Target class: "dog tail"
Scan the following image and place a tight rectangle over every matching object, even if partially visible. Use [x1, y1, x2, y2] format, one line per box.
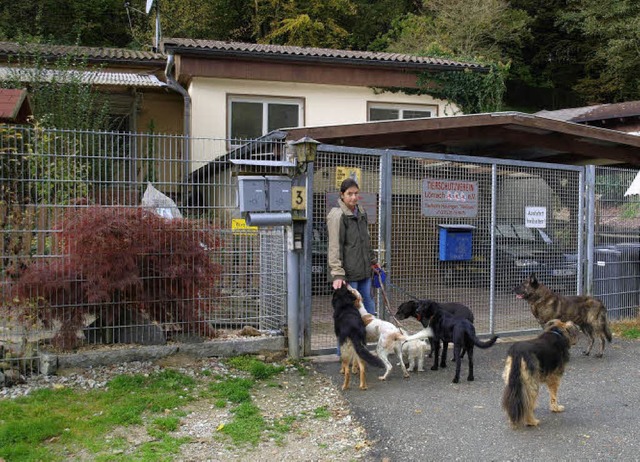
[473, 334, 498, 349]
[501, 354, 536, 426]
[350, 336, 385, 369]
[403, 327, 434, 342]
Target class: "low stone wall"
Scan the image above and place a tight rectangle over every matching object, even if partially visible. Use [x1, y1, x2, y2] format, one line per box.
[39, 335, 286, 375]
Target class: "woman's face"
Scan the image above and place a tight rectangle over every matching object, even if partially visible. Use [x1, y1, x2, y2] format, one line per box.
[341, 185, 360, 209]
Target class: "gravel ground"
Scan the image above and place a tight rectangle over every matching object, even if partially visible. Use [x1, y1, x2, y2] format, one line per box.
[0, 353, 371, 461]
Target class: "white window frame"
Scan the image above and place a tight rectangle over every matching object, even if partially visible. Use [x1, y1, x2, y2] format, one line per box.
[367, 102, 438, 121]
[227, 95, 304, 143]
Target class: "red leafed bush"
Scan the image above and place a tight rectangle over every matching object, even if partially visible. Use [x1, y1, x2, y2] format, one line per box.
[9, 206, 222, 350]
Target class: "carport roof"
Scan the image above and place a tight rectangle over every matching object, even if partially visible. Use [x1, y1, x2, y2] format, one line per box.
[284, 111, 640, 167]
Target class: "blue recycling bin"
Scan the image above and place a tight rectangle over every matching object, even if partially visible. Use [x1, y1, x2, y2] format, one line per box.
[438, 224, 475, 261]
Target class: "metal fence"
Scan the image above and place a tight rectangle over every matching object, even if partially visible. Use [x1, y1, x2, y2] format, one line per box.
[0, 125, 288, 373]
[309, 145, 585, 353]
[587, 166, 640, 320]
[2, 125, 639, 370]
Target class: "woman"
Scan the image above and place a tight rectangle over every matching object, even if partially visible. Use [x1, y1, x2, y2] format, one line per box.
[327, 178, 379, 315]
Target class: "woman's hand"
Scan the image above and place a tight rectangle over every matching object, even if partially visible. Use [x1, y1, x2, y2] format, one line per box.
[332, 279, 345, 290]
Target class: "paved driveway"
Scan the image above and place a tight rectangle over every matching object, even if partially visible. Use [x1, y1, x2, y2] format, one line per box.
[313, 336, 640, 461]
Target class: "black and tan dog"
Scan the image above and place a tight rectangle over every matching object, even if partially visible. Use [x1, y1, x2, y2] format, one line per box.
[415, 301, 498, 383]
[397, 299, 475, 359]
[502, 319, 580, 428]
[514, 273, 612, 357]
[332, 285, 385, 390]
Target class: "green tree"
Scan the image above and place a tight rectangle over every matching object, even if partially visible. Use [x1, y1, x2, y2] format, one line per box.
[380, 0, 531, 63]
[506, 0, 592, 110]
[253, 0, 357, 48]
[136, 0, 254, 44]
[348, 0, 419, 51]
[559, 0, 640, 103]
[0, 0, 132, 47]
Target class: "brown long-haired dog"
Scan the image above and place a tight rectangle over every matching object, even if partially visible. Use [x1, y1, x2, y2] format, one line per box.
[514, 273, 612, 357]
[502, 319, 580, 428]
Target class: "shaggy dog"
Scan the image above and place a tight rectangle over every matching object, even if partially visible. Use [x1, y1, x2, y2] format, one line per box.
[401, 338, 429, 372]
[332, 285, 385, 390]
[346, 285, 432, 381]
[502, 319, 580, 428]
[396, 299, 474, 359]
[415, 301, 498, 383]
[514, 273, 612, 357]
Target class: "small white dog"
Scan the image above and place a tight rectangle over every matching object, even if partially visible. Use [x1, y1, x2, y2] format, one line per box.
[346, 285, 432, 380]
[401, 338, 429, 372]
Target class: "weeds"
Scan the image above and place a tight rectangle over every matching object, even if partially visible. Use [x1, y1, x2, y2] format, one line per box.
[0, 355, 300, 459]
[611, 318, 640, 339]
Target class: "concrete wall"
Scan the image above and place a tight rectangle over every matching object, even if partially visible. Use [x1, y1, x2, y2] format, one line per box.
[188, 77, 458, 165]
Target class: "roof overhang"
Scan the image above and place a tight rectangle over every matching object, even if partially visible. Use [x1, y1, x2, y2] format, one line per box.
[284, 112, 640, 166]
[0, 66, 166, 88]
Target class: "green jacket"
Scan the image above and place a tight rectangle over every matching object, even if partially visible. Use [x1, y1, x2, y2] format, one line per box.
[326, 199, 376, 282]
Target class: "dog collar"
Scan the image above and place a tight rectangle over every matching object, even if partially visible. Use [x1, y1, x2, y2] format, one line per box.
[549, 328, 564, 338]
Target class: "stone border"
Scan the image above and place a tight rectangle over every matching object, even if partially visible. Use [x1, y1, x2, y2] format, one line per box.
[39, 336, 286, 375]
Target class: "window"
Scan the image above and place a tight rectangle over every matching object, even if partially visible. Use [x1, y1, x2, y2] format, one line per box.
[228, 96, 304, 141]
[368, 103, 437, 121]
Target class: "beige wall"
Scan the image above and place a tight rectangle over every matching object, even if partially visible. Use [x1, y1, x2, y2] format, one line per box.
[188, 77, 459, 165]
[137, 91, 184, 135]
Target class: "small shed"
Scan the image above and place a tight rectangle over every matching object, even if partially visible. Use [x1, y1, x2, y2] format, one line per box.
[0, 88, 32, 123]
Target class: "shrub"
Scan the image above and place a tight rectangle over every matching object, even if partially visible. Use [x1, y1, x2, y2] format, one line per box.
[8, 206, 223, 350]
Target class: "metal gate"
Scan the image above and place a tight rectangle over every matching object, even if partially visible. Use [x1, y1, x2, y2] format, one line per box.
[586, 165, 640, 321]
[308, 146, 584, 355]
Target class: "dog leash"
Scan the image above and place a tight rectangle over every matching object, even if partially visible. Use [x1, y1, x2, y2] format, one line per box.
[373, 267, 403, 326]
[384, 278, 420, 301]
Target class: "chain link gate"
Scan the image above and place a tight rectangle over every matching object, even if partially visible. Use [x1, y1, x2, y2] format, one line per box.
[308, 146, 584, 355]
[586, 165, 640, 321]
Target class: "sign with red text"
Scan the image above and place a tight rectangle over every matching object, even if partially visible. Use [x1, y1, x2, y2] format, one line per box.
[421, 179, 478, 217]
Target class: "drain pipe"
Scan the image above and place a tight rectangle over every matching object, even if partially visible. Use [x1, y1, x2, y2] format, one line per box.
[164, 53, 191, 183]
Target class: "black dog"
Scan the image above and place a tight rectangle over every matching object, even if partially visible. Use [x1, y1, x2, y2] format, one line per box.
[415, 301, 498, 383]
[396, 299, 475, 359]
[332, 285, 385, 390]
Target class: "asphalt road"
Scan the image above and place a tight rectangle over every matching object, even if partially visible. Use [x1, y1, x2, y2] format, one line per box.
[313, 335, 640, 461]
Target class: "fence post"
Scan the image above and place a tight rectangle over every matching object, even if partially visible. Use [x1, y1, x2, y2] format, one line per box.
[584, 165, 596, 296]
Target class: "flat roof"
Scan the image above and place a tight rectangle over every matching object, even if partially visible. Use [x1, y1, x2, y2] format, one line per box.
[284, 112, 640, 166]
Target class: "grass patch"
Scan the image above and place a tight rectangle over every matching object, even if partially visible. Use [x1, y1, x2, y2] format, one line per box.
[0, 369, 197, 461]
[0, 355, 300, 458]
[209, 377, 254, 403]
[611, 318, 640, 339]
[313, 406, 331, 419]
[225, 355, 285, 380]
[219, 402, 266, 445]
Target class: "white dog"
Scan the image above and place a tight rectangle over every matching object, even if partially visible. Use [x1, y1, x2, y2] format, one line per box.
[346, 285, 432, 380]
[401, 338, 429, 372]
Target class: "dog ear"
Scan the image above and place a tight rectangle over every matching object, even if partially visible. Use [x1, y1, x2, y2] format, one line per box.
[529, 273, 538, 286]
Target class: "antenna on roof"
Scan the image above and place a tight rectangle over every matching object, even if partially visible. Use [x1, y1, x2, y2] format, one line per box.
[145, 0, 161, 52]
[124, 1, 161, 52]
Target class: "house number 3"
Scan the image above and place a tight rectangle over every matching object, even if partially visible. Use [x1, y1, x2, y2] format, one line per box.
[291, 186, 306, 210]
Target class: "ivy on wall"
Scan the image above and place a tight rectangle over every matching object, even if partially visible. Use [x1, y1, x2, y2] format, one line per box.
[375, 61, 509, 115]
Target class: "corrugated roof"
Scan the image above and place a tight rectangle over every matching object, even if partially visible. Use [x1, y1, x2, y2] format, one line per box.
[161, 38, 486, 71]
[0, 41, 164, 64]
[0, 66, 166, 88]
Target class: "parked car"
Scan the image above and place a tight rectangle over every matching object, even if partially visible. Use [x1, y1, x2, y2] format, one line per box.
[446, 223, 578, 289]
